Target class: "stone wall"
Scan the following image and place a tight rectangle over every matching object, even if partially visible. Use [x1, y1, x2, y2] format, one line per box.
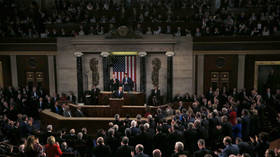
[56, 38, 77, 95]
[173, 37, 193, 96]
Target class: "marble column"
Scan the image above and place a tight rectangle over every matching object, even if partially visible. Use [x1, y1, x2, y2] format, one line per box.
[74, 52, 84, 103]
[139, 52, 147, 93]
[237, 54, 246, 90]
[10, 55, 18, 88]
[48, 55, 56, 96]
[101, 52, 110, 91]
[197, 54, 204, 95]
[166, 51, 174, 103]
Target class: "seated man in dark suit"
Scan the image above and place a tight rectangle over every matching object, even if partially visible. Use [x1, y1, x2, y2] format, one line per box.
[73, 106, 85, 117]
[122, 73, 133, 91]
[51, 101, 62, 115]
[113, 86, 124, 98]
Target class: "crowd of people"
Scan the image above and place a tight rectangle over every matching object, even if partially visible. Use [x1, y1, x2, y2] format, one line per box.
[0, 84, 280, 156]
[1, 0, 280, 38]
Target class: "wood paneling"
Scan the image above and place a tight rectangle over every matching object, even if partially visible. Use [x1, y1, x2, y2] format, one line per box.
[17, 55, 49, 91]
[0, 56, 12, 87]
[245, 54, 280, 91]
[204, 55, 238, 92]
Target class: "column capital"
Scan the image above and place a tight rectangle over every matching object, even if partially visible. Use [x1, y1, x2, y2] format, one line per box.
[74, 52, 84, 57]
[138, 51, 147, 57]
[165, 51, 175, 57]
[100, 52, 110, 57]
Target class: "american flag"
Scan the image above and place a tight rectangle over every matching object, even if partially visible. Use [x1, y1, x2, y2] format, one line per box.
[113, 56, 136, 89]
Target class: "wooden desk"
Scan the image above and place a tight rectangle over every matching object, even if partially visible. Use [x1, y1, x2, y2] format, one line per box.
[98, 91, 145, 105]
[40, 109, 148, 137]
[69, 103, 158, 117]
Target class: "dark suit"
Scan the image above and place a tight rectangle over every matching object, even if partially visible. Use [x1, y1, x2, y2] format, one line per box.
[73, 109, 85, 117]
[110, 78, 120, 91]
[134, 152, 149, 157]
[67, 95, 76, 104]
[93, 145, 112, 157]
[151, 89, 161, 106]
[37, 101, 47, 110]
[113, 90, 124, 98]
[122, 77, 133, 91]
[134, 132, 153, 155]
[193, 148, 213, 157]
[219, 144, 239, 157]
[238, 141, 253, 156]
[51, 105, 62, 115]
[171, 151, 189, 157]
[116, 145, 132, 157]
[91, 88, 100, 104]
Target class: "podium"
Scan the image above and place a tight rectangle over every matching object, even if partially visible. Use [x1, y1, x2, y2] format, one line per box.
[98, 91, 145, 105]
[109, 98, 124, 114]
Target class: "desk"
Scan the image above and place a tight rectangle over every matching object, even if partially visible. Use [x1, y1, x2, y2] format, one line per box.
[98, 91, 145, 105]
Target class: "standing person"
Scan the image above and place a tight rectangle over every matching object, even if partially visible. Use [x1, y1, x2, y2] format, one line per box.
[122, 73, 133, 91]
[45, 136, 63, 157]
[24, 135, 44, 157]
[110, 74, 120, 91]
[194, 139, 213, 157]
[133, 144, 149, 157]
[115, 136, 132, 157]
[113, 86, 124, 98]
[67, 91, 76, 104]
[91, 85, 100, 104]
[171, 142, 189, 157]
[151, 86, 161, 106]
[216, 136, 239, 157]
[93, 137, 112, 157]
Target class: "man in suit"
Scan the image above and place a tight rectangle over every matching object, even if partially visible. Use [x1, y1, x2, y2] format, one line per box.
[216, 136, 239, 157]
[122, 73, 133, 91]
[109, 74, 120, 91]
[67, 91, 76, 104]
[37, 97, 46, 111]
[93, 137, 112, 157]
[193, 139, 213, 157]
[31, 86, 39, 100]
[51, 101, 62, 115]
[235, 137, 253, 156]
[171, 141, 189, 157]
[151, 86, 161, 106]
[263, 88, 274, 106]
[152, 149, 162, 157]
[62, 104, 72, 117]
[113, 86, 124, 98]
[133, 144, 149, 157]
[91, 85, 100, 104]
[73, 106, 85, 117]
[116, 136, 133, 157]
[206, 87, 214, 101]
